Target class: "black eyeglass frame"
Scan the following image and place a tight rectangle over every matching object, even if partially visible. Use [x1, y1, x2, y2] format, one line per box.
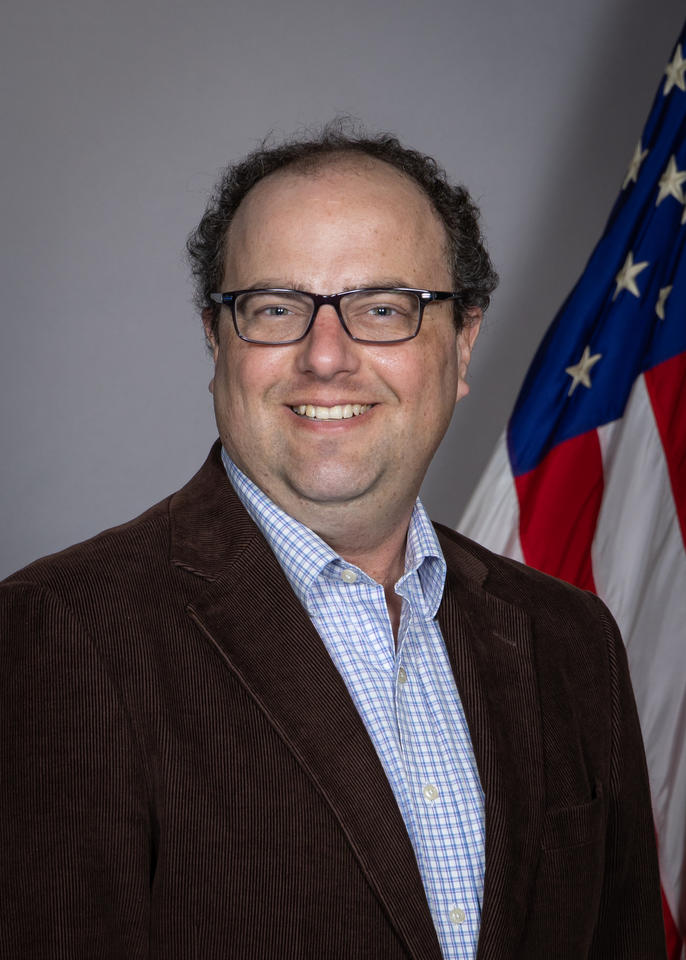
[208, 287, 464, 345]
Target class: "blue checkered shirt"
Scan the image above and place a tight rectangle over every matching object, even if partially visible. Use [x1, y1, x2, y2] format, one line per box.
[222, 450, 485, 958]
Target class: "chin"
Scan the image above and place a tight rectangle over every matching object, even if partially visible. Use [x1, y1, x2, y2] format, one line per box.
[293, 483, 369, 506]
[288, 468, 378, 506]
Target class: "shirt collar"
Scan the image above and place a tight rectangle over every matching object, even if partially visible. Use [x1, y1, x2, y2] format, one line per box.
[221, 448, 446, 618]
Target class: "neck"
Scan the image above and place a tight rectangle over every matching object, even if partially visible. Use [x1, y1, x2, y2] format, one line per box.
[305, 499, 414, 644]
[298, 491, 412, 575]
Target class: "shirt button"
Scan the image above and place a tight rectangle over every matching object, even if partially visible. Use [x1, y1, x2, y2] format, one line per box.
[449, 906, 466, 926]
[397, 667, 408, 685]
[341, 568, 358, 583]
[422, 783, 439, 802]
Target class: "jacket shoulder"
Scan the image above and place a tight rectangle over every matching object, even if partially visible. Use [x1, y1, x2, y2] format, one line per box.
[2, 495, 173, 595]
[434, 521, 609, 623]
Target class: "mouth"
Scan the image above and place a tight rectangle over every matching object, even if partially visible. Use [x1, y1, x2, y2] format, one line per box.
[290, 403, 374, 421]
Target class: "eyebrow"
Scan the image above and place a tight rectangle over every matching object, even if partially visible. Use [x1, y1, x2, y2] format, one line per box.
[234, 278, 417, 293]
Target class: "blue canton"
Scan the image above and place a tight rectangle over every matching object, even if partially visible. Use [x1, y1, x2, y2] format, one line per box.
[507, 26, 686, 477]
[222, 449, 485, 959]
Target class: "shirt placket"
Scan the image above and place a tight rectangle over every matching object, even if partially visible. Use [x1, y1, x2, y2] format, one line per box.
[394, 600, 479, 957]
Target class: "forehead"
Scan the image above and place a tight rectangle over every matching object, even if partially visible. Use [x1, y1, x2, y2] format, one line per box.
[223, 157, 451, 287]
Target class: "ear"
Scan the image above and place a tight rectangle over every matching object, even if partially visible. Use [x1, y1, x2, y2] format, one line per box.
[202, 308, 219, 360]
[455, 308, 482, 403]
[202, 308, 219, 395]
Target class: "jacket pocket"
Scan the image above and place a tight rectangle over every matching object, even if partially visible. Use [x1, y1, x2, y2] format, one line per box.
[541, 786, 604, 851]
[520, 787, 606, 956]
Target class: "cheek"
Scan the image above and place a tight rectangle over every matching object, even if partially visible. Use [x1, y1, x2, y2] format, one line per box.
[422, 350, 460, 420]
[408, 340, 458, 391]
[216, 349, 293, 442]
[216, 345, 260, 405]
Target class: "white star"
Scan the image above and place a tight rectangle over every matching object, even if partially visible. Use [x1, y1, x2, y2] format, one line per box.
[664, 44, 686, 95]
[623, 139, 648, 189]
[682, 202, 686, 225]
[656, 155, 686, 206]
[655, 285, 673, 320]
[566, 346, 603, 397]
[613, 251, 650, 300]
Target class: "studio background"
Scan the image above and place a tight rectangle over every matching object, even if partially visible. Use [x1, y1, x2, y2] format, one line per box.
[1, 0, 683, 578]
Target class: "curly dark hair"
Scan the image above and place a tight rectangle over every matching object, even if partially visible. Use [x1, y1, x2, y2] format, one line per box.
[187, 120, 498, 339]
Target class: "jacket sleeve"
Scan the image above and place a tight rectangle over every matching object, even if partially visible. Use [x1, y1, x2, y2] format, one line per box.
[0, 581, 152, 960]
[588, 594, 667, 958]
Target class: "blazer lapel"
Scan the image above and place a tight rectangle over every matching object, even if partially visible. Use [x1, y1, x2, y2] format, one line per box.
[170, 445, 443, 960]
[437, 532, 545, 960]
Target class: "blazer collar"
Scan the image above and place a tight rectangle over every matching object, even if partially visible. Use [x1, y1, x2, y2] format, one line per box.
[169, 441, 258, 579]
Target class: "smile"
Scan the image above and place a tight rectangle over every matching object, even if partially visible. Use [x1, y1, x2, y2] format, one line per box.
[291, 403, 373, 421]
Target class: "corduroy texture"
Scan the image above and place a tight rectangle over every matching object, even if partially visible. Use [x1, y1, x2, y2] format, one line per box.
[1, 442, 665, 959]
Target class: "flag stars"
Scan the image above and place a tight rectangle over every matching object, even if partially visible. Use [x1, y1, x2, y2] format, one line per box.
[613, 251, 650, 300]
[664, 44, 686, 95]
[565, 346, 602, 397]
[656, 155, 686, 206]
[623, 140, 648, 189]
[655, 286, 672, 320]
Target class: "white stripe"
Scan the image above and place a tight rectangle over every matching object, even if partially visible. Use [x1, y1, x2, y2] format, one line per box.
[594, 374, 686, 934]
[458, 431, 524, 561]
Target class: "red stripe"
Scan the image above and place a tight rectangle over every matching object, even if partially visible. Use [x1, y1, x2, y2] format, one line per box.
[514, 430, 603, 591]
[661, 885, 683, 960]
[644, 351, 686, 551]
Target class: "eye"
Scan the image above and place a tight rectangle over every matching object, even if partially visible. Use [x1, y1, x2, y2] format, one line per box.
[347, 291, 416, 320]
[237, 292, 311, 322]
[367, 304, 398, 317]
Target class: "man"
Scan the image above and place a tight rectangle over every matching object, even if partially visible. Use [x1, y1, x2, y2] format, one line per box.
[1, 126, 666, 959]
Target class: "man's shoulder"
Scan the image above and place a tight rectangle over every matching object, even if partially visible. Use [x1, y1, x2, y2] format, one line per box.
[434, 520, 609, 624]
[434, 519, 566, 589]
[1, 493, 174, 599]
[433, 522, 623, 720]
[0, 444, 261, 694]
[1, 442, 245, 605]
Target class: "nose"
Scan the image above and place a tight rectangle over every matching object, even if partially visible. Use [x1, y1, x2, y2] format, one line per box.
[294, 304, 361, 379]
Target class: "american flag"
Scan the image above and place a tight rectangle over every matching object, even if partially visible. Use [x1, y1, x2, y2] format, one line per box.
[460, 23, 686, 958]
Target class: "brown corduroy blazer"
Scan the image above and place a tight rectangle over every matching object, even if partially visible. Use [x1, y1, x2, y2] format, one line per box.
[1, 443, 666, 959]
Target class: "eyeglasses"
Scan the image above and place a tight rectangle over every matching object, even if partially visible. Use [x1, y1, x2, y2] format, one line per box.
[209, 287, 463, 344]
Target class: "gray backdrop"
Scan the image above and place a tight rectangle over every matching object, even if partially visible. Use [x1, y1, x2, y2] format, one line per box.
[2, 0, 684, 578]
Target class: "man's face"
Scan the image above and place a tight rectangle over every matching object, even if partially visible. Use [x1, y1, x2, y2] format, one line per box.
[205, 158, 480, 525]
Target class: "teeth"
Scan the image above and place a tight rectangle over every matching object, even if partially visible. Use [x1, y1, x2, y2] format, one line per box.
[292, 403, 371, 420]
